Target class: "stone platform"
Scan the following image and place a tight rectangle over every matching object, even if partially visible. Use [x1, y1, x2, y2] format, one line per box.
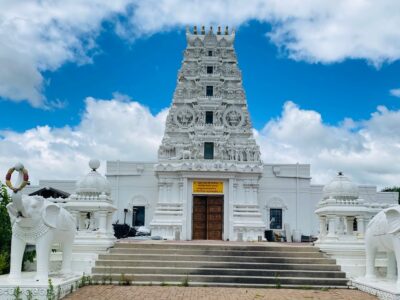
[0, 272, 82, 300]
[352, 278, 400, 300]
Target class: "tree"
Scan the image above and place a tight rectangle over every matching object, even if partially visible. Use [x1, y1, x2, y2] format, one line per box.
[0, 182, 12, 274]
[381, 186, 400, 204]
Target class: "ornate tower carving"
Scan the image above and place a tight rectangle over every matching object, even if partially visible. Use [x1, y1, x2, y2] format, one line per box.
[158, 26, 261, 166]
[151, 26, 265, 241]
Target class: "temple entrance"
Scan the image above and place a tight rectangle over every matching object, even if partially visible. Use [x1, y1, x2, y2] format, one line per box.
[192, 196, 223, 240]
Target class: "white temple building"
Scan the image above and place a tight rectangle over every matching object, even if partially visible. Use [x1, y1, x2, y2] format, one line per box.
[23, 26, 398, 242]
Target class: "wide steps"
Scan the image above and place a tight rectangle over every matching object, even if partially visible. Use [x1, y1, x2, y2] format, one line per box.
[112, 243, 320, 252]
[92, 266, 346, 278]
[92, 242, 348, 288]
[99, 253, 336, 264]
[95, 260, 341, 271]
[109, 248, 324, 258]
[90, 274, 348, 287]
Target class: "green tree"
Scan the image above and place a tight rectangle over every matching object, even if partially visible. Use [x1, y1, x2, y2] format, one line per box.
[0, 182, 12, 274]
[381, 186, 400, 204]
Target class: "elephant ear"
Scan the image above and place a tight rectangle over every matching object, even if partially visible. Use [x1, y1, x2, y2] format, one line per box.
[385, 207, 400, 234]
[42, 204, 60, 229]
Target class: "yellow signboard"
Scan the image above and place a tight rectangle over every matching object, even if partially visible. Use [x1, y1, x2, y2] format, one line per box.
[193, 181, 224, 194]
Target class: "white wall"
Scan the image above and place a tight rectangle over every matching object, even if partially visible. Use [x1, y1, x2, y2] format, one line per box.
[106, 161, 158, 227]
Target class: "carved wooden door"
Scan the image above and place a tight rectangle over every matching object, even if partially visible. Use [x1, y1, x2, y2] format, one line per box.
[192, 196, 223, 240]
[192, 196, 207, 239]
[206, 197, 223, 240]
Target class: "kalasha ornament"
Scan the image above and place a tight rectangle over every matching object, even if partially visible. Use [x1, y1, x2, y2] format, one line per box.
[5, 163, 29, 193]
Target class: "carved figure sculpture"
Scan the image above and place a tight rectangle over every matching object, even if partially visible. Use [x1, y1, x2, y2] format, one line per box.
[7, 194, 76, 281]
[365, 206, 400, 285]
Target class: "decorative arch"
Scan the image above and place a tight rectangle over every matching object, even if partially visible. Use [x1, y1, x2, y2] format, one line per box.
[266, 196, 288, 210]
[128, 195, 150, 208]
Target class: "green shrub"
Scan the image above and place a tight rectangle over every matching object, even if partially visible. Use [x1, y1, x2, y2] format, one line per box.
[0, 183, 11, 274]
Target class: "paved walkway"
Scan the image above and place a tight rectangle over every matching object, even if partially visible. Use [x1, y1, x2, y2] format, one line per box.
[64, 286, 377, 300]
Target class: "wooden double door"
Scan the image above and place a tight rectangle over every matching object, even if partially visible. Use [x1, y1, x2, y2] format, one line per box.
[192, 196, 223, 240]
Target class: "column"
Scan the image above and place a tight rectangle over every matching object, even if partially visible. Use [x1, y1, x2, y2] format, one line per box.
[106, 212, 114, 236]
[165, 182, 172, 203]
[319, 216, 327, 238]
[70, 210, 79, 230]
[158, 182, 166, 203]
[79, 212, 87, 231]
[346, 216, 354, 235]
[357, 216, 365, 237]
[327, 215, 337, 238]
[178, 179, 184, 203]
[98, 211, 108, 234]
[337, 216, 345, 236]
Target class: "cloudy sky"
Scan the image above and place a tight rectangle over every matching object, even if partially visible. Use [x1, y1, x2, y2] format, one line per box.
[1, 0, 400, 188]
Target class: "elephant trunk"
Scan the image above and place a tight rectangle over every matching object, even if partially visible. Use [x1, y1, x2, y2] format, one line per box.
[11, 193, 28, 218]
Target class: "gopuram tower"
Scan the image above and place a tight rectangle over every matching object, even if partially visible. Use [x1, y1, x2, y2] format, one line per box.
[150, 26, 265, 241]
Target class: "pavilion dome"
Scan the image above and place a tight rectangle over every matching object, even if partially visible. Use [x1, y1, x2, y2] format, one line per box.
[322, 172, 359, 200]
[76, 159, 111, 195]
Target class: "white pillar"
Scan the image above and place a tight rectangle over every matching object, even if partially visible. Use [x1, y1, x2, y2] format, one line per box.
[327, 215, 337, 238]
[357, 216, 365, 237]
[70, 210, 79, 230]
[159, 183, 165, 203]
[106, 212, 113, 235]
[98, 211, 108, 233]
[165, 182, 172, 203]
[337, 216, 345, 236]
[346, 216, 354, 235]
[79, 212, 87, 230]
[319, 216, 327, 238]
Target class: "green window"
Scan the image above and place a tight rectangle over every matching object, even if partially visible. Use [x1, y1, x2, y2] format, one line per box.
[206, 86, 213, 97]
[204, 142, 214, 159]
[205, 111, 213, 124]
[270, 208, 282, 229]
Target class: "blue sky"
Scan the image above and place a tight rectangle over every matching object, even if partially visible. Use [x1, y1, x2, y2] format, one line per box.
[2, 21, 400, 132]
[1, 1, 400, 186]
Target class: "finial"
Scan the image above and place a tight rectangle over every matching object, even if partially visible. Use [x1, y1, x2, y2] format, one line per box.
[225, 26, 229, 35]
[217, 26, 221, 35]
[201, 26, 205, 34]
[14, 162, 24, 171]
[193, 25, 197, 34]
[89, 159, 100, 171]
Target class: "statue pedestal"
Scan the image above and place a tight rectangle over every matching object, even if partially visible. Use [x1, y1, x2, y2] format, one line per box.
[352, 277, 400, 300]
[0, 272, 81, 300]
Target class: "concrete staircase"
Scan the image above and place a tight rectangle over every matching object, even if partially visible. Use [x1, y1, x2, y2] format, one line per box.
[91, 242, 349, 288]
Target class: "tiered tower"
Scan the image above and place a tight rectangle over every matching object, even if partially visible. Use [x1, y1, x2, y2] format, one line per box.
[158, 25, 261, 164]
[151, 26, 265, 241]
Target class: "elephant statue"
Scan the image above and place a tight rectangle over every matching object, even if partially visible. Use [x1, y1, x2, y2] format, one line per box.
[6, 193, 76, 281]
[365, 206, 400, 285]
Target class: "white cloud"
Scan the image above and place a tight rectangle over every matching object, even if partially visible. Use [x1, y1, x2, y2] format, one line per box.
[0, 94, 167, 184]
[255, 101, 400, 187]
[1, 96, 400, 189]
[2, 1, 400, 106]
[390, 88, 400, 98]
[0, 0, 130, 107]
[129, 0, 400, 66]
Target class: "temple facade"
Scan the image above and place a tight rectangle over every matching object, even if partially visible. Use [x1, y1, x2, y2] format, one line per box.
[23, 27, 398, 242]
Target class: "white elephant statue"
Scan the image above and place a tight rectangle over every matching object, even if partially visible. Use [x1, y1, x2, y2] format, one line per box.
[365, 206, 400, 285]
[6, 193, 76, 281]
